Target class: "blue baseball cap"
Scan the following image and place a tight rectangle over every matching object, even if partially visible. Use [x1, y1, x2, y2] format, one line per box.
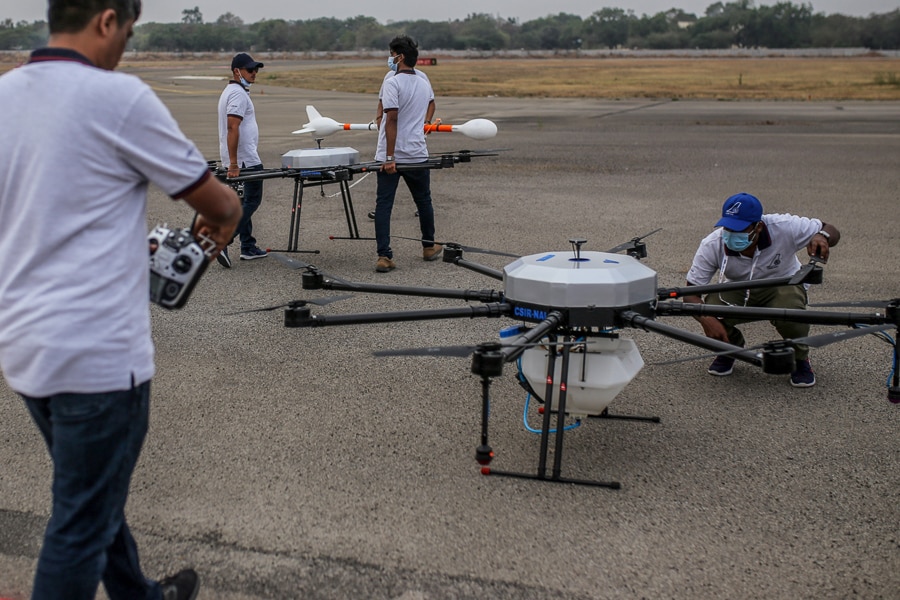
[716, 193, 763, 230]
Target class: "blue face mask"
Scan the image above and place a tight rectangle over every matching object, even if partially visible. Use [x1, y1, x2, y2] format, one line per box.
[722, 227, 757, 252]
[239, 75, 252, 89]
[388, 55, 399, 72]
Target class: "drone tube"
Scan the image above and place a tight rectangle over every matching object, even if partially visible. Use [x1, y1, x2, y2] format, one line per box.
[312, 278, 502, 302]
[297, 303, 511, 327]
[658, 276, 798, 300]
[449, 258, 504, 281]
[500, 311, 564, 362]
[621, 310, 762, 366]
[657, 302, 894, 327]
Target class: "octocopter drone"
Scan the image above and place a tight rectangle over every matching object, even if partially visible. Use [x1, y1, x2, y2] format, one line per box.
[233, 233, 899, 488]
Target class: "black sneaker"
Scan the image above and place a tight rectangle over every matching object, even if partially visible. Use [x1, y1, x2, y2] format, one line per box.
[707, 355, 735, 376]
[790, 359, 816, 387]
[240, 246, 268, 260]
[160, 568, 200, 600]
[216, 246, 231, 268]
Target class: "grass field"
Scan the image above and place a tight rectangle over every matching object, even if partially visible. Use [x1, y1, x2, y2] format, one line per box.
[2, 54, 899, 100]
[262, 57, 900, 101]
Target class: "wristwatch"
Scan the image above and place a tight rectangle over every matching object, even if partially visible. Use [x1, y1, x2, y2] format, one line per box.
[385, 155, 394, 162]
[817, 230, 830, 240]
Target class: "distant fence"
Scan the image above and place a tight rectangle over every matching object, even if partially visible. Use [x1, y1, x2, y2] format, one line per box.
[261, 48, 900, 60]
[5, 48, 897, 65]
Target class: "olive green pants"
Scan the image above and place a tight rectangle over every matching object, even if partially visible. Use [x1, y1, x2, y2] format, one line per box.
[704, 284, 810, 361]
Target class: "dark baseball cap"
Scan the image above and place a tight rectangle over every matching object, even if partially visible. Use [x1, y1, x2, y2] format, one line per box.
[231, 53, 264, 70]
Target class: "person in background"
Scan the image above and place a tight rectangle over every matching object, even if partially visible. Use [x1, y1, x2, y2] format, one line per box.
[367, 60, 435, 220]
[373, 35, 442, 273]
[0, 1, 241, 598]
[217, 51, 268, 266]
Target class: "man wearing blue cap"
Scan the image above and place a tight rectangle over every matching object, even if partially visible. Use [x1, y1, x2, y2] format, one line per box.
[683, 193, 840, 387]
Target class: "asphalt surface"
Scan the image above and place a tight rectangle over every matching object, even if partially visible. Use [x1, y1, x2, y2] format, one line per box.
[1, 62, 899, 599]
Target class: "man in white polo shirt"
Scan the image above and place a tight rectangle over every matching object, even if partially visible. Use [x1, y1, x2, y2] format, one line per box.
[0, 1, 240, 598]
[683, 192, 840, 387]
[217, 52, 268, 266]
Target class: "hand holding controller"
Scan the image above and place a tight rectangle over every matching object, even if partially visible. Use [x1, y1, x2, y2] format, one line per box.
[148, 224, 215, 309]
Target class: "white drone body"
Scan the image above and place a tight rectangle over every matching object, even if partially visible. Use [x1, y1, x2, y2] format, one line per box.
[503, 251, 658, 416]
[503, 250, 658, 326]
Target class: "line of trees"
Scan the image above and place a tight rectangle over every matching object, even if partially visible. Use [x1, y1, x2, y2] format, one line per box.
[2, 2, 899, 52]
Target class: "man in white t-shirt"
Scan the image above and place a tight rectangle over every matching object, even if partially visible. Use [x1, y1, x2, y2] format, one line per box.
[0, 1, 240, 598]
[373, 36, 442, 273]
[367, 67, 435, 221]
[683, 192, 840, 387]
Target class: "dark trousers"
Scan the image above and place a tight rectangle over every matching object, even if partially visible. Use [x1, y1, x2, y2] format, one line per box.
[705, 284, 811, 360]
[236, 162, 263, 252]
[22, 381, 161, 600]
[374, 167, 436, 259]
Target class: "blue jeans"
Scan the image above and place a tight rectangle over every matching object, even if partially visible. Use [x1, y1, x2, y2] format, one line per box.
[374, 167, 436, 259]
[22, 381, 162, 600]
[236, 162, 263, 252]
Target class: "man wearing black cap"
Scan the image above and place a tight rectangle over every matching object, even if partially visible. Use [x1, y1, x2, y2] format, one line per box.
[683, 192, 840, 387]
[217, 52, 267, 265]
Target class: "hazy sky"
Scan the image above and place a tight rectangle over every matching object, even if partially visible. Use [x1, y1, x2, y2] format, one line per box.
[6, 1, 897, 25]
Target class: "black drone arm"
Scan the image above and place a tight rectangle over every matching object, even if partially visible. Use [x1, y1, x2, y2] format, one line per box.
[442, 249, 505, 281]
[619, 310, 763, 366]
[656, 302, 897, 327]
[303, 275, 502, 303]
[499, 311, 565, 362]
[226, 167, 324, 182]
[224, 150, 500, 182]
[349, 151, 499, 175]
[659, 257, 825, 300]
[659, 275, 798, 300]
[292, 302, 511, 327]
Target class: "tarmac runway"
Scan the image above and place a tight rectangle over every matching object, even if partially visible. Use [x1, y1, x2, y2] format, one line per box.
[1, 63, 899, 599]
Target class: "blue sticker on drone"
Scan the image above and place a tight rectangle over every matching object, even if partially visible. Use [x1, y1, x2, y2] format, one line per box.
[536, 254, 555, 262]
[603, 259, 619, 264]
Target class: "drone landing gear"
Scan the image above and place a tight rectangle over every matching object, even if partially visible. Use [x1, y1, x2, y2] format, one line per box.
[473, 338, 655, 489]
[591, 408, 661, 424]
[271, 170, 362, 254]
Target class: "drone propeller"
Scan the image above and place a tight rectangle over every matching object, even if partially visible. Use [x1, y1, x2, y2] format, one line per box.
[269, 253, 356, 287]
[796, 324, 898, 347]
[605, 228, 663, 255]
[226, 295, 353, 315]
[392, 236, 519, 258]
[651, 323, 898, 367]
